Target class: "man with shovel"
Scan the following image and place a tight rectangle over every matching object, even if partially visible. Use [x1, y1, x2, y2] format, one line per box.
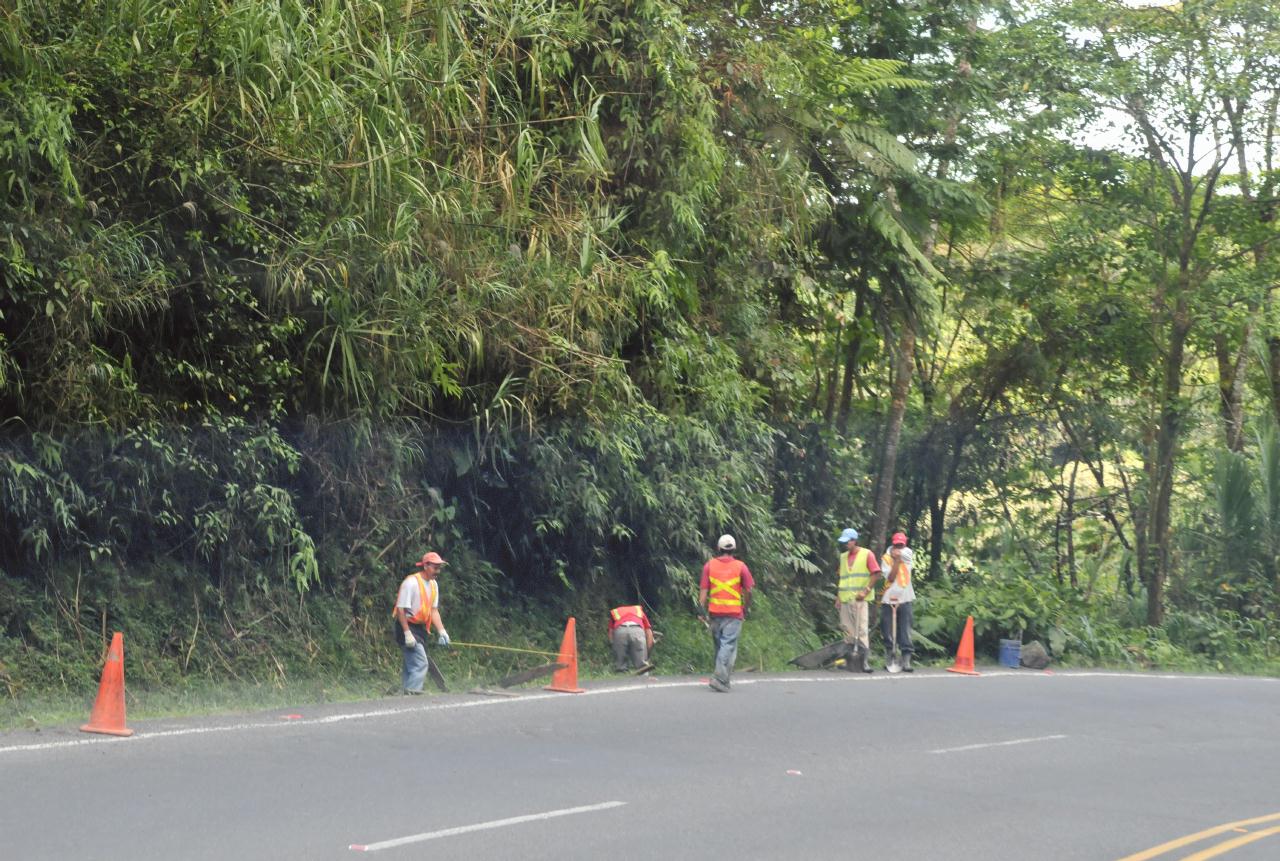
[835, 528, 881, 673]
[879, 532, 915, 673]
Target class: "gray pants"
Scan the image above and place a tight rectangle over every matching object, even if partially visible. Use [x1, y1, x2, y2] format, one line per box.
[611, 625, 648, 670]
[880, 601, 914, 656]
[709, 616, 743, 686]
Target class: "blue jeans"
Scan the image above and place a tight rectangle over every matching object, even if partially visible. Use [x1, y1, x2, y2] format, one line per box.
[401, 641, 428, 692]
[709, 617, 743, 686]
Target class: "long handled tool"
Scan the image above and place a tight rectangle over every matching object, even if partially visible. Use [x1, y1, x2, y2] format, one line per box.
[426, 658, 449, 692]
[887, 602, 902, 674]
[788, 639, 852, 670]
[496, 662, 566, 688]
[429, 641, 557, 692]
[440, 641, 561, 690]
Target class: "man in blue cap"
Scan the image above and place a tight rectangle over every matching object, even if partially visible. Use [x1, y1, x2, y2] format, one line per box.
[835, 528, 880, 673]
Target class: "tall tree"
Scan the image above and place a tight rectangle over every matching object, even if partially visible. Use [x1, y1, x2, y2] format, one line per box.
[1059, 0, 1273, 623]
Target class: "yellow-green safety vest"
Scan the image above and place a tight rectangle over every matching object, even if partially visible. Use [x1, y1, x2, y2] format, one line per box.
[838, 547, 873, 602]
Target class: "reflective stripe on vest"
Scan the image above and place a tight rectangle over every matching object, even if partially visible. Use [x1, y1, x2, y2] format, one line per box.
[611, 605, 645, 624]
[707, 559, 744, 613]
[883, 554, 910, 589]
[838, 547, 872, 601]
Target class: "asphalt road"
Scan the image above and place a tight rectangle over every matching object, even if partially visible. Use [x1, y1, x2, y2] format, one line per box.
[2, 669, 1278, 860]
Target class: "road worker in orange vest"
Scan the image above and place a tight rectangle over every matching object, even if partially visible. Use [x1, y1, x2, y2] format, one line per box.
[698, 534, 755, 693]
[835, 527, 881, 673]
[879, 532, 916, 672]
[393, 551, 451, 694]
[607, 604, 655, 672]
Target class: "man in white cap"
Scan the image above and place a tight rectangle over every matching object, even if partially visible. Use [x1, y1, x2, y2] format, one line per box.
[835, 528, 880, 672]
[393, 551, 451, 694]
[698, 534, 754, 692]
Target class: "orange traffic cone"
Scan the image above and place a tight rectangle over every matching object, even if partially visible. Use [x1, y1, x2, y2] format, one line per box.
[945, 616, 981, 676]
[81, 631, 135, 736]
[545, 617, 585, 694]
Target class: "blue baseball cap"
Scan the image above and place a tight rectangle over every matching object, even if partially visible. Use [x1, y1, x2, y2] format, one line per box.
[838, 528, 859, 543]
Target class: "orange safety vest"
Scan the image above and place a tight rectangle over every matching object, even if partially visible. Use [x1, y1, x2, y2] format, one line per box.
[392, 574, 438, 628]
[610, 605, 647, 626]
[882, 554, 910, 589]
[707, 558, 746, 615]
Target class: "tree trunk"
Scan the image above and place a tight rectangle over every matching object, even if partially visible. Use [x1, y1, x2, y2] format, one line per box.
[1269, 335, 1280, 427]
[1066, 459, 1078, 589]
[837, 284, 868, 434]
[929, 493, 947, 580]
[823, 315, 841, 426]
[1215, 326, 1251, 452]
[867, 16, 971, 551]
[1145, 301, 1192, 626]
[1132, 428, 1153, 600]
[870, 320, 916, 552]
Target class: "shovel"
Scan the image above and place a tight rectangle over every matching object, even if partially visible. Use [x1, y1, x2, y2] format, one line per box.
[886, 602, 902, 674]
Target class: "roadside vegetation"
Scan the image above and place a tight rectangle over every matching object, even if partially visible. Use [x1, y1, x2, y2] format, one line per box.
[4, 0, 1280, 730]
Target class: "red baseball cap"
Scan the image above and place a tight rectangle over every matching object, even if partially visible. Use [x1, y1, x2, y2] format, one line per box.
[416, 551, 447, 567]
[891, 532, 907, 546]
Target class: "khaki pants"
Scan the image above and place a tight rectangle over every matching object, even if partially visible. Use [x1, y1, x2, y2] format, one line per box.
[838, 599, 870, 650]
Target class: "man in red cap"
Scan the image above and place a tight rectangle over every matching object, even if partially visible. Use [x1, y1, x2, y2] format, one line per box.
[393, 551, 451, 694]
[879, 532, 916, 672]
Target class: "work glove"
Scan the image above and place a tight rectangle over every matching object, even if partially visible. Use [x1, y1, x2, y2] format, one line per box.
[402, 630, 416, 648]
[436, 631, 451, 647]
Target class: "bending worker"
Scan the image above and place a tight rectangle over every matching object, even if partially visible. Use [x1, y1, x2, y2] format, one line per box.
[393, 551, 451, 694]
[698, 534, 754, 693]
[835, 527, 880, 673]
[608, 603, 655, 672]
[879, 532, 915, 672]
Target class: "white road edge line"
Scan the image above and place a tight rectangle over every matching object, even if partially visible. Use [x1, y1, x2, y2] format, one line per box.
[3, 671, 1274, 756]
[929, 734, 1067, 755]
[348, 800, 627, 852]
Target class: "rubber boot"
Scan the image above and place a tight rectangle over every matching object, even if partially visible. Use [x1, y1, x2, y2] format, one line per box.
[902, 653, 913, 673]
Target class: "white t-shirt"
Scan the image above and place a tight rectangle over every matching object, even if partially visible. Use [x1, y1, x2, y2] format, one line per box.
[880, 547, 916, 604]
[397, 575, 439, 619]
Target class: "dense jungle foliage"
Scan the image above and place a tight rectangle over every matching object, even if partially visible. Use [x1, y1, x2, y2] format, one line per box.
[3, 0, 1280, 721]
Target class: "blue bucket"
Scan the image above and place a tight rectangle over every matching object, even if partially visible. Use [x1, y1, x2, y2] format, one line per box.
[998, 639, 1022, 668]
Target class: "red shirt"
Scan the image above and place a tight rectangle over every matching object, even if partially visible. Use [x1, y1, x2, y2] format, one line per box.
[608, 605, 651, 634]
[845, 548, 882, 575]
[700, 555, 755, 619]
